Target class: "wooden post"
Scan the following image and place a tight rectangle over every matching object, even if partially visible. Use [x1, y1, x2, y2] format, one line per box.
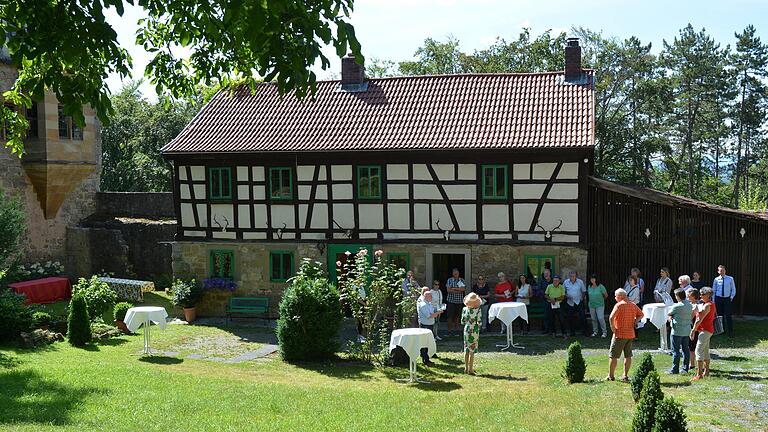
[739, 237, 746, 317]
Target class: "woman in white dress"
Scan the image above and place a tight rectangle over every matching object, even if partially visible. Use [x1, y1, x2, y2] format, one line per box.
[654, 267, 673, 303]
[516, 274, 531, 334]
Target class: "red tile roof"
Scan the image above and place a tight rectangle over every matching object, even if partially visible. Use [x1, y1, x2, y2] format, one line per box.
[162, 72, 595, 154]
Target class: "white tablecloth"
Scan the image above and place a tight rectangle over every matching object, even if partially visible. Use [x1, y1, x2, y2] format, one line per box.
[642, 303, 671, 330]
[124, 306, 168, 332]
[488, 302, 529, 326]
[389, 328, 436, 361]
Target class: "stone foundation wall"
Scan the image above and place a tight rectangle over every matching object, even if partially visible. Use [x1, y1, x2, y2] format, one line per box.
[171, 241, 588, 317]
[95, 192, 174, 218]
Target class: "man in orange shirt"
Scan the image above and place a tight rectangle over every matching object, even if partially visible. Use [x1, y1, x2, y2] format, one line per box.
[607, 288, 644, 381]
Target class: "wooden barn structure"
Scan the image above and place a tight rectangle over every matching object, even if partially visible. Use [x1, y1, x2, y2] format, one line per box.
[588, 177, 768, 315]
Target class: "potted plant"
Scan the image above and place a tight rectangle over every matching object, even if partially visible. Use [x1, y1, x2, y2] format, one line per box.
[113, 302, 133, 333]
[171, 279, 200, 322]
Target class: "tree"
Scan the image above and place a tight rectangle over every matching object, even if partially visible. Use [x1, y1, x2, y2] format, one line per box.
[399, 36, 463, 75]
[67, 293, 92, 347]
[101, 81, 200, 192]
[0, 186, 25, 278]
[0, 0, 362, 156]
[632, 371, 664, 432]
[630, 352, 656, 401]
[729, 25, 768, 207]
[653, 397, 689, 432]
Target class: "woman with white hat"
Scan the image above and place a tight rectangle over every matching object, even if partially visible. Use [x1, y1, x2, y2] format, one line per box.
[461, 292, 484, 375]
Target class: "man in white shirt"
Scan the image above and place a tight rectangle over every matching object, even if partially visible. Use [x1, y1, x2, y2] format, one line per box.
[417, 288, 442, 366]
[712, 264, 736, 337]
[563, 270, 588, 336]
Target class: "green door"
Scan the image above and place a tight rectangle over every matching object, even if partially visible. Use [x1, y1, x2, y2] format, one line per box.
[327, 244, 373, 283]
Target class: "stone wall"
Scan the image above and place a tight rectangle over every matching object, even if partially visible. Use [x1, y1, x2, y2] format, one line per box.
[1, 63, 100, 266]
[96, 192, 174, 218]
[171, 241, 588, 317]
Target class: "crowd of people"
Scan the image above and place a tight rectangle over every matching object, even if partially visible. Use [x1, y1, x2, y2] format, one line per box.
[403, 264, 737, 379]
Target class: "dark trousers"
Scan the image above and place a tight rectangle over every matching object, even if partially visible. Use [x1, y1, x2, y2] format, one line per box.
[548, 303, 565, 334]
[543, 302, 553, 333]
[715, 297, 734, 335]
[564, 302, 588, 336]
[671, 335, 690, 373]
[419, 324, 433, 363]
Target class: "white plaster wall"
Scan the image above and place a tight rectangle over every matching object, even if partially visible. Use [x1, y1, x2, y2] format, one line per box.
[297, 165, 315, 181]
[253, 167, 265, 181]
[388, 184, 409, 199]
[432, 164, 454, 181]
[513, 163, 530, 180]
[482, 205, 509, 231]
[237, 205, 251, 228]
[333, 203, 354, 228]
[331, 165, 352, 180]
[180, 203, 194, 227]
[388, 204, 410, 229]
[413, 184, 441, 200]
[387, 164, 408, 180]
[210, 204, 235, 230]
[412, 164, 431, 180]
[253, 204, 267, 228]
[453, 204, 476, 231]
[311, 203, 328, 229]
[457, 164, 475, 180]
[558, 162, 579, 179]
[444, 184, 475, 200]
[548, 184, 579, 199]
[532, 163, 557, 180]
[271, 205, 295, 229]
[513, 204, 537, 231]
[359, 204, 384, 229]
[513, 184, 546, 199]
[190, 166, 205, 181]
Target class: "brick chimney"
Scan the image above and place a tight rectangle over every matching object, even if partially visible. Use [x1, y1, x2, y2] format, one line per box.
[565, 38, 582, 82]
[341, 53, 364, 86]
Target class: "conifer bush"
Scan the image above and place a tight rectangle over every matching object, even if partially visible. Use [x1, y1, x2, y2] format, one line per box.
[277, 259, 343, 362]
[67, 293, 92, 347]
[653, 397, 688, 432]
[632, 370, 664, 432]
[563, 341, 587, 383]
[631, 352, 656, 401]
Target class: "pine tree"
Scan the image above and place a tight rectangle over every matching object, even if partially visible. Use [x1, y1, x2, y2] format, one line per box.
[653, 397, 689, 432]
[67, 293, 92, 347]
[631, 352, 656, 401]
[632, 371, 664, 432]
[563, 341, 587, 383]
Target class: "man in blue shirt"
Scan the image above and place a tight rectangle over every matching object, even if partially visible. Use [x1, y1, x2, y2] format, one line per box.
[712, 264, 736, 337]
[417, 288, 442, 365]
[667, 288, 693, 374]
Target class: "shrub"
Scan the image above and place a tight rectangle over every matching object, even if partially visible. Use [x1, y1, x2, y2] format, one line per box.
[0, 290, 34, 342]
[32, 311, 53, 328]
[337, 248, 408, 364]
[170, 279, 201, 308]
[653, 397, 688, 432]
[563, 341, 587, 383]
[113, 302, 133, 322]
[67, 293, 92, 346]
[277, 259, 343, 362]
[72, 276, 117, 322]
[632, 371, 664, 432]
[631, 352, 656, 401]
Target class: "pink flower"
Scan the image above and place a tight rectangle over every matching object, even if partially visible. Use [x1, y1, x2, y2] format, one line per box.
[357, 249, 368, 256]
[374, 250, 383, 257]
[336, 261, 342, 267]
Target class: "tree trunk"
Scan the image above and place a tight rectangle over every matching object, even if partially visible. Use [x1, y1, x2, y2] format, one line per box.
[732, 71, 747, 208]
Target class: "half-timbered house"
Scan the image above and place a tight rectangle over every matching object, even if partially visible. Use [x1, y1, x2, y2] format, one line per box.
[162, 39, 768, 316]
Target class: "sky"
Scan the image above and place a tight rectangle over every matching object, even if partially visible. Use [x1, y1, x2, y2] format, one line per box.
[104, 0, 768, 99]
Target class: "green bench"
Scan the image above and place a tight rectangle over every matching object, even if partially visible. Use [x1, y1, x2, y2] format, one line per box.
[225, 297, 270, 325]
[527, 300, 546, 330]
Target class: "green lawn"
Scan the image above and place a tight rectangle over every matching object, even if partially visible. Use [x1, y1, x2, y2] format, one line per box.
[1, 319, 766, 431]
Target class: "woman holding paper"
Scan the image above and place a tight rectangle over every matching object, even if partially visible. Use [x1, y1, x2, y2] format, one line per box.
[654, 268, 674, 303]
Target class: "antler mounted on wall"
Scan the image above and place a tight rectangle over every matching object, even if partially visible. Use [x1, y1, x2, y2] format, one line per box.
[332, 219, 354, 239]
[276, 222, 287, 240]
[213, 214, 230, 232]
[436, 219, 456, 241]
[535, 219, 563, 241]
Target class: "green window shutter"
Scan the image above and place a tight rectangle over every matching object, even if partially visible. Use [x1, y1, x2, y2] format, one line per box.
[209, 167, 232, 200]
[269, 167, 293, 200]
[269, 251, 294, 282]
[386, 253, 410, 271]
[210, 250, 235, 278]
[357, 165, 382, 199]
[481, 164, 508, 199]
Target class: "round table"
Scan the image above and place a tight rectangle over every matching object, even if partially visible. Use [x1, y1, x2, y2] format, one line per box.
[642, 303, 672, 352]
[389, 328, 436, 383]
[124, 306, 168, 355]
[488, 302, 529, 350]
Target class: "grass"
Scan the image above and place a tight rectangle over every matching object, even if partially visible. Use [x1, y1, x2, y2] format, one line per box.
[1, 319, 766, 431]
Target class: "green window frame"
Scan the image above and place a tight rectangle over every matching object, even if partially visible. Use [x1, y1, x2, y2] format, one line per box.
[524, 255, 555, 285]
[481, 164, 508, 200]
[269, 251, 294, 282]
[269, 167, 293, 200]
[387, 253, 410, 271]
[208, 167, 233, 200]
[357, 165, 382, 199]
[210, 249, 235, 279]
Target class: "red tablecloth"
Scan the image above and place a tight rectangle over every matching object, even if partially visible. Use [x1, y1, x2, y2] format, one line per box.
[9, 277, 72, 304]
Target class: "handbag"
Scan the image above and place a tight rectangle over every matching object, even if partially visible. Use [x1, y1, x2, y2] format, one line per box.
[713, 315, 725, 336]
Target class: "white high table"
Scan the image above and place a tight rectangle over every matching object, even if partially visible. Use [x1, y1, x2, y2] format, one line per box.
[489, 302, 529, 350]
[642, 303, 672, 352]
[124, 306, 168, 355]
[389, 328, 436, 383]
